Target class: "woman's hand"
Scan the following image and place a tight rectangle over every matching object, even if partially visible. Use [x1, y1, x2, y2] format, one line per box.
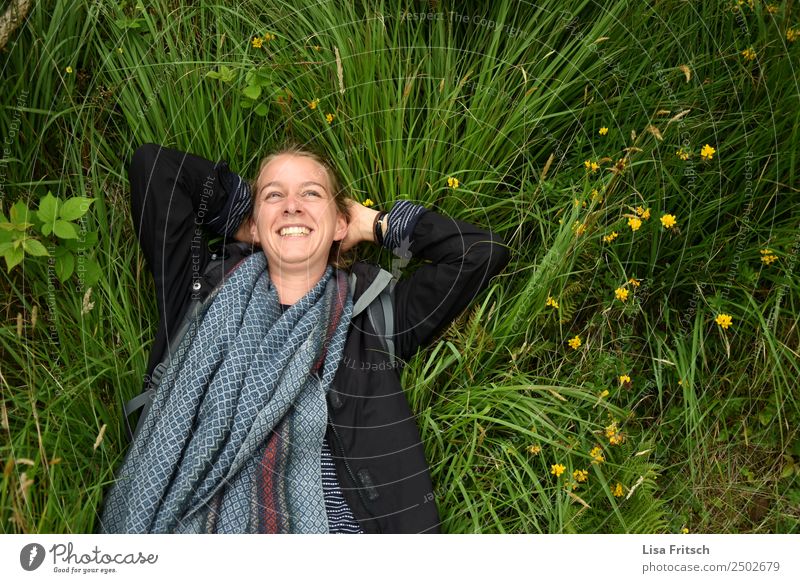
[339, 199, 380, 253]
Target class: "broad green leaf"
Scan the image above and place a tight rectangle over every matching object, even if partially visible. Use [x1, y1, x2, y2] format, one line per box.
[207, 65, 235, 83]
[37, 192, 59, 224]
[55, 251, 75, 282]
[82, 258, 103, 287]
[242, 84, 262, 100]
[4, 246, 24, 271]
[10, 200, 32, 224]
[254, 102, 269, 117]
[22, 238, 49, 257]
[53, 244, 69, 257]
[53, 220, 78, 239]
[60, 197, 94, 221]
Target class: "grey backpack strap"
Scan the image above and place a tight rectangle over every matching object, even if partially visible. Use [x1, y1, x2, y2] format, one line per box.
[350, 267, 397, 367]
[375, 280, 396, 366]
[351, 268, 394, 317]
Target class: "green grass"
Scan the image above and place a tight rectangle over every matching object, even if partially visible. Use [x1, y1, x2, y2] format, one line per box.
[1, 0, 798, 533]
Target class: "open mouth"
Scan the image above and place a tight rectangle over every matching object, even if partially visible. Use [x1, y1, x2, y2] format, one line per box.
[279, 226, 312, 237]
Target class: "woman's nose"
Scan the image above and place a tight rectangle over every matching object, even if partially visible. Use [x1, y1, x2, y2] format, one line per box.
[283, 193, 302, 214]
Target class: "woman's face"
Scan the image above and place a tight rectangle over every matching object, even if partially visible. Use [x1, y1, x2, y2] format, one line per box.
[249, 154, 348, 276]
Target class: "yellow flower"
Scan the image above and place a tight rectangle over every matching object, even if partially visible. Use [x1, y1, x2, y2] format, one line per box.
[447, 177, 459, 189]
[638, 207, 651, 220]
[590, 446, 605, 464]
[550, 463, 566, 477]
[599, 127, 608, 136]
[117, 47, 123, 54]
[325, 112, 335, 124]
[761, 255, 778, 265]
[681, 527, 690, 534]
[619, 374, 631, 385]
[628, 217, 642, 231]
[609, 433, 625, 445]
[599, 389, 609, 398]
[605, 420, 625, 445]
[700, 144, 716, 160]
[615, 287, 629, 302]
[573, 469, 589, 483]
[362, 198, 374, 208]
[527, 444, 541, 455]
[546, 296, 559, 309]
[678, 378, 684, 386]
[741, 47, 757, 61]
[263, 33, 276, 42]
[584, 160, 600, 172]
[612, 482, 624, 497]
[568, 335, 581, 350]
[252, 37, 263, 48]
[715, 313, 733, 329]
[766, 4, 778, 15]
[676, 148, 690, 161]
[574, 221, 587, 236]
[603, 231, 618, 243]
[787, 29, 799, 43]
[308, 99, 319, 110]
[65, 66, 73, 74]
[660, 213, 677, 229]
[591, 189, 603, 203]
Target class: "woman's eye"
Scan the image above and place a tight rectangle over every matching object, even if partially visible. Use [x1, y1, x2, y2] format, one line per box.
[303, 190, 321, 197]
[265, 191, 282, 199]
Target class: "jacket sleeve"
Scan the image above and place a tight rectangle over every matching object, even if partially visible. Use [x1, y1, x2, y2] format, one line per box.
[128, 143, 251, 333]
[385, 204, 511, 364]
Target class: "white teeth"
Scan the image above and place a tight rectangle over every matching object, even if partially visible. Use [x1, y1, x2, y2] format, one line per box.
[280, 226, 311, 236]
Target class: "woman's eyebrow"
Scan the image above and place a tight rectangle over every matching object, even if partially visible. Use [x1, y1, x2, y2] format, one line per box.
[258, 181, 328, 193]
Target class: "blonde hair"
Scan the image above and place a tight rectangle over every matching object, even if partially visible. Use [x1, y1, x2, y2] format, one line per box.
[248, 142, 355, 270]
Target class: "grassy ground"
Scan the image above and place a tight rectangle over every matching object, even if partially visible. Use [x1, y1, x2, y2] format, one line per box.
[1, 0, 798, 533]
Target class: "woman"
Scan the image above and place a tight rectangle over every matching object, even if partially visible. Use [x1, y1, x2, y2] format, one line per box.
[99, 142, 510, 534]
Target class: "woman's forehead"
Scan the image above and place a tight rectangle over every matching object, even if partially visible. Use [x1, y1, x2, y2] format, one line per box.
[258, 154, 330, 188]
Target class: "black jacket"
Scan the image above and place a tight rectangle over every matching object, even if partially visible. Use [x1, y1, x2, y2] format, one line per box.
[127, 143, 510, 533]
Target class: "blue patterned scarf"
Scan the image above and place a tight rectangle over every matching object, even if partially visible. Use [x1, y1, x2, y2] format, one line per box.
[100, 251, 353, 533]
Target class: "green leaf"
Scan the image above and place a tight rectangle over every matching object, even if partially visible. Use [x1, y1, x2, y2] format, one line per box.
[82, 258, 102, 287]
[55, 251, 75, 282]
[206, 65, 235, 83]
[37, 192, 59, 224]
[53, 220, 78, 239]
[10, 200, 33, 225]
[0, 242, 12, 254]
[254, 102, 269, 117]
[4, 246, 24, 271]
[242, 84, 262, 100]
[60, 197, 94, 221]
[41, 222, 53, 236]
[22, 238, 49, 257]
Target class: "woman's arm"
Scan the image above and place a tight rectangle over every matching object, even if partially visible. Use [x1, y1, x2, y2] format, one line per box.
[128, 143, 250, 333]
[348, 199, 510, 364]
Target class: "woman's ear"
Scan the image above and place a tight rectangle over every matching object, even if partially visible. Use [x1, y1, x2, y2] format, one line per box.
[247, 216, 260, 246]
[333, 210, 349, 242]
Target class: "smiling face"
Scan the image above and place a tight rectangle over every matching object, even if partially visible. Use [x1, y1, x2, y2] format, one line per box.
[249, 153, 349, 278]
